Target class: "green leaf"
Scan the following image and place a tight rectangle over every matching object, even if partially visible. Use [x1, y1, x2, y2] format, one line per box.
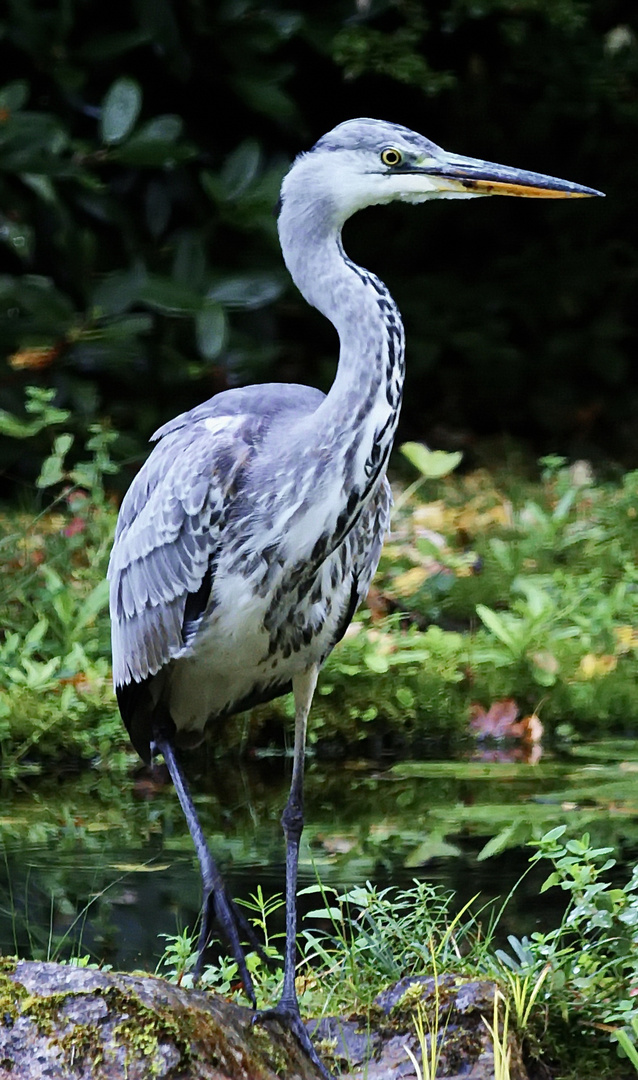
[173, 230, 206, 288]
[92, 266, 144, 316]
[100, 77, 142, 145]
[613, 1030, 638, 1069]
[98, 314, 154, 339]
[0, 411, 43, 438]
[16, 275, 75, 322]
[305, 907, 343, 921]
[111, 138, 195, 168]
[415, 536, 446, 559]
[137, 115, 183, 142]
[24, 387, 70, 424]
[196, 303, 226, 361]
[405, 837, 461, 867]
[477, 824, 521, 861]
[232, 75, 299, 126]
[77, 30, 152, 61]
[475, 604, 517, 650]
[364, 651, 389, 674]
[19, 174, 58, 204]
[540, 871, 562, 893]
[539, 825, 567, 843]
[37, 433, 73, 488]
[139, 274, 202, 315]
[199, 169, 223, 204]
[207, 273, 284, 309]
[75, 580, 110, 630]
[52, 433, 73, 457]
[0, 388, 70, 438]
[220, 139, 261, 199]
[0, 80, 29, 111]
[400, 442, 462, 478]
[396, 686, 415, 709]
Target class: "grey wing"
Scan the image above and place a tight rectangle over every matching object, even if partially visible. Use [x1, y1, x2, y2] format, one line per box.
[108, 413, 251, 689]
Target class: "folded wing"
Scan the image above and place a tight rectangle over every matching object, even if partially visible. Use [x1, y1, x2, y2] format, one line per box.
[108, 411, 252, 689]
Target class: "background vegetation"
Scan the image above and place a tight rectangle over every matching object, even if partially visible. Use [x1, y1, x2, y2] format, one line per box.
[2, 7, 638, 1071]
[0, 0, 637, 766]
[0, 0, 634, 495]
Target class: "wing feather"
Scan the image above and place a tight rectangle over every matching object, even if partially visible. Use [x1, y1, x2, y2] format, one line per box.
[108, 413, 251, 687]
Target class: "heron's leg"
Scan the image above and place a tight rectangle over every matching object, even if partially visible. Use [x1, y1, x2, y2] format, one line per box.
[279, 665, 318, 1008]
[255, 665, 333, 1079]
[152, 731, 265, 1005]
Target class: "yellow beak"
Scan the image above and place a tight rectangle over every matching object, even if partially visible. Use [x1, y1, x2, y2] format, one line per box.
[419, 152, 604, 199]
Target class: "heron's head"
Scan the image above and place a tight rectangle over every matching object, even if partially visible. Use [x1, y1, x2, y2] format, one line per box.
[280, 117, 602, 226]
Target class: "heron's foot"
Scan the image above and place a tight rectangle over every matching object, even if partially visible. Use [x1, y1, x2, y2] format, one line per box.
[194, 882, 270, 1007]
[254, 1000, 334, 1080]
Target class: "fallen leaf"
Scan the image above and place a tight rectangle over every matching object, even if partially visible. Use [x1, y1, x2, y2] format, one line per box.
[510, 713, 544, 745]
[63, 516, 87, 537]
[614, 625, 638, 654]
[392, 566, 428, 596]
[8, 343, 63, 370]
[579, 654, 617, 678]
[412, 501, 447, 531]
[470, 699, 519, 739]
[365, 584, 390, 621]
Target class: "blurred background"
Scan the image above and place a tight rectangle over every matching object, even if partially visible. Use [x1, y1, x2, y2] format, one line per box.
[4, 10, 638, 1040]
[0, 0, 632, 494]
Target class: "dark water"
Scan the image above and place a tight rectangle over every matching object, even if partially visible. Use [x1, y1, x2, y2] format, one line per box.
[1, 742, 636, 973]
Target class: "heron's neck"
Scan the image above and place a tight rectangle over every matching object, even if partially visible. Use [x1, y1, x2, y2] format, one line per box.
[279, 208, 405, 499]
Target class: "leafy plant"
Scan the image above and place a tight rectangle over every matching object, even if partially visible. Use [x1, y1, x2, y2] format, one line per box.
[495, 944, 551, 1031]
[0, 389, 124, 775]
[297, 879, 481, 1015]
[492, 825, 638, 1069]
[156, 927, 199, 986]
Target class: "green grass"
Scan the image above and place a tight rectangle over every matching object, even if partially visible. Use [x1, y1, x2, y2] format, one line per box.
[151, 826, 638, 1079]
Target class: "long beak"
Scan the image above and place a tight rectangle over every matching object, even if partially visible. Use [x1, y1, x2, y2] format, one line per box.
[421, 152, 604, 199]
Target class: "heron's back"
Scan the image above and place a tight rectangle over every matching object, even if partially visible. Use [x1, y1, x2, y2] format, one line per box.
[109, 383, 391, 758]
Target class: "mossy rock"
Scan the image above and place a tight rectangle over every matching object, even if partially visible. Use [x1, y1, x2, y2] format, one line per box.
[0, 960, 321, 1079]
[0, 961, 530, 1078]
[313, 974, 528, 1079]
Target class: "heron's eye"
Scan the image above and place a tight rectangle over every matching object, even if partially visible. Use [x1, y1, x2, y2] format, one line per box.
[381, 147, 403, 167]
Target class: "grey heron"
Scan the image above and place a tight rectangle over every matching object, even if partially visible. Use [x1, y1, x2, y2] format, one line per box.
[108, 118, 601, 1075]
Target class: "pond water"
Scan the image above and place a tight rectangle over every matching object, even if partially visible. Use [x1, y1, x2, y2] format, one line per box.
[1, 740, 637, 974]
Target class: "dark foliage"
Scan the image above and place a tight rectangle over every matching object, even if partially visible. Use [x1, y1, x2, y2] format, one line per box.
[0, 0, 634, 492]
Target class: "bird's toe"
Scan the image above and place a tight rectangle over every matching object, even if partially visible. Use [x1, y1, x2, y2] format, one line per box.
[254, 1001, 334, 1079]
[193, 885, 259, 1006]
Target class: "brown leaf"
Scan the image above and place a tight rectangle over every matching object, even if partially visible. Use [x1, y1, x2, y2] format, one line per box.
[510, 713, 544, 745]
[470, 699, 520, 738]
[8, 343, 64, 371]
[365, 584, 391, 621]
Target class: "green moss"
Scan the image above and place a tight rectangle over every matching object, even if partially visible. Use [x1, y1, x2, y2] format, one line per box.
[0, 963, 25, 1030]
[0, 970, 239, 1076]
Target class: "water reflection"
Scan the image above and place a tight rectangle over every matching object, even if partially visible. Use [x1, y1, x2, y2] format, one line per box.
[1, 743, 636, 972]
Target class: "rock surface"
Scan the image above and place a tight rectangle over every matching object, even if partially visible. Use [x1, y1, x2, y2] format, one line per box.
[0, 960, 321, 1079]
[0, 961, 528, 1079]
[316, 974, 528, 1079]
